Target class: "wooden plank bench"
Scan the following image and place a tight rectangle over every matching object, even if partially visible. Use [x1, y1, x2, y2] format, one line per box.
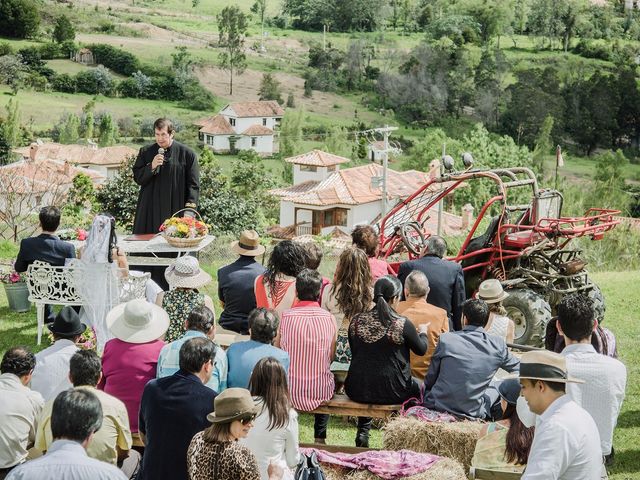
[308, 393, 401, 420]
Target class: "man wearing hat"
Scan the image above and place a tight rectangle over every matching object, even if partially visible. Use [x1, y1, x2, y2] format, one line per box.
[30, 307, 86, 402]
[217, 230, 266, 334]
[518, 350, 603, 480]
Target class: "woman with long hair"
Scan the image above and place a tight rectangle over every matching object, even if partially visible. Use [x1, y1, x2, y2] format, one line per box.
[471, 379, 535, 473]
[477, 279, 515, 344]
[242, 357, 300, 480]
[351, 225, 395, 282]
[345, 275, 428, 447]
[254, 241, 306, 316]
[321, 246, 373, 374]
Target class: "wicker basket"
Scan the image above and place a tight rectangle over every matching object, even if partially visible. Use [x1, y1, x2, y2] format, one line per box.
[161, 208, 208, 248]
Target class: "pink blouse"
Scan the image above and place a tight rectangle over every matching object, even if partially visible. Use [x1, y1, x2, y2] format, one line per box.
[368, 257, 396, 282]
[98, 338, 165, 432]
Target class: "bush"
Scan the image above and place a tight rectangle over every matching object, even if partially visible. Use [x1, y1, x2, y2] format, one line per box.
[95, 155, 138, 231]
[75, 66, 115, 95]
[86, 43, 140, 76]
[38, 43, 63, 60]
[0, 0, 41, 39]
[180, 81, 216, 111]
[573, 40, 612, 61]
[0, 42, 14, 56]
[51, 73, 76, 93]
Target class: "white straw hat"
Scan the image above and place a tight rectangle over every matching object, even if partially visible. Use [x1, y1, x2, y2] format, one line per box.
[164, 256, 212, 289]
[477, 279, 509, 304]
[106, 299, 169, 344]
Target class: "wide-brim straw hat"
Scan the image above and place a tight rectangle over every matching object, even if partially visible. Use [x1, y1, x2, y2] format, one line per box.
[106, 299, 170, 344]
[477, 279, 509, 304]
[513, 350, 584, 384]
[206, 388, 260, 424]
[165, 256, 212, 289]
[231, 230, 266, 257]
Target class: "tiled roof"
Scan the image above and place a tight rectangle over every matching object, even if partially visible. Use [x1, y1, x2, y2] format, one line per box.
[0, 159, 104, 194]
[270, 181, 319, 198]
[242, 125, 273, 136]
[198, 115, 235, 135]
[284, 150, 351, 167]
[271, 164, 430, 206]
[14, 143, 136, 166]
[369, 140, 386, 150]
[224, 101, 285, 118]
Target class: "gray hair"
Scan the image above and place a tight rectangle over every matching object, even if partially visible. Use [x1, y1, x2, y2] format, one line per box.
[249, 308, 280, 344]
[405, 270, 430, 298]
[426, 236, 447, 258]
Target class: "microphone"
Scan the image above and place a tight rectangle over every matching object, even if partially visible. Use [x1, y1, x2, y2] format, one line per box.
[153, 147, 165, 175]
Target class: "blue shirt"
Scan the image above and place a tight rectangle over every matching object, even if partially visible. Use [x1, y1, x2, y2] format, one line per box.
[227, 340, 290, 389]
[217, 256, 266, 334]
[138, 371, 217, 480]
[157, 330, 228, 393]
[7, 440, 125, 480]
[423, 325, 520, 419]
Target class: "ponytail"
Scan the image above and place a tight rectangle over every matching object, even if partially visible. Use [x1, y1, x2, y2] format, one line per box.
[373, 275, 403, 327]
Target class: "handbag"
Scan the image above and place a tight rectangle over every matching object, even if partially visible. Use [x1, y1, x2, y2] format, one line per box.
[294, 452, 326, 480]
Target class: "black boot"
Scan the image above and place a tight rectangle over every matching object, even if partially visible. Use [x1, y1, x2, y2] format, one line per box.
[355, 432, 369, 448]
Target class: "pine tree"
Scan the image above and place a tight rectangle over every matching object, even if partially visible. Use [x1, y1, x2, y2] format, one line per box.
[98, 114, 117, 147]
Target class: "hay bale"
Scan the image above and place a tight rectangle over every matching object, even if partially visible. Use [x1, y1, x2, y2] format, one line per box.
[383, 416, 482, 470]
[321, 457, 466, 480]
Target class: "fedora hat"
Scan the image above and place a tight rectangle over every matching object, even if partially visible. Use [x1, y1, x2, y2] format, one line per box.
[164, 256, 212, 289]
[516, 350, 584, 384]
[106, 299, 169, 344]
[231, 230, 265, 257]
[206, 388, 260, 424]
[477, 279, 509, 304]
[48, 306, 86, 336]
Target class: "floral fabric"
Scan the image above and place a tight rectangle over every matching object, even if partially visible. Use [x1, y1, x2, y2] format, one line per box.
[162, 289, 205, 342]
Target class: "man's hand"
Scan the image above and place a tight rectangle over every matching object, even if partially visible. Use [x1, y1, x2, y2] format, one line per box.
[267, 461, 284, 480]
[151, 154, 164, 170]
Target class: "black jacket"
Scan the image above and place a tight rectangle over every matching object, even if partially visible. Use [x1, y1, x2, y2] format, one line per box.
[14, 234, 76, 273]
[398, 254, 466, 331]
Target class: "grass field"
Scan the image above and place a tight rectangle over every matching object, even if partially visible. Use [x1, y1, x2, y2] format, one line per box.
[0, 266, 637, 477]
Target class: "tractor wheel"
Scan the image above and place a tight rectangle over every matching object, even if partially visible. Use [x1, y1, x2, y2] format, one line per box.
[587, 283, 605, 323]
[503, 289, 552, 347]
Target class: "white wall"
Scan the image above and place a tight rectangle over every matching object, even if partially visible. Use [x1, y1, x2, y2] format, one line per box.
[234, 135, 273, 154]
[350, 201, 382, 228]
[80, 164, 108, 178]
[292, 164, 335, 184]
[220, 111, 280, 133]
[279, 200, 295, 226]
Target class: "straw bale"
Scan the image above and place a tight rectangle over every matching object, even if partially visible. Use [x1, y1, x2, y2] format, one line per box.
[382, 416, 482, 470]
[321, 457, 467, 480]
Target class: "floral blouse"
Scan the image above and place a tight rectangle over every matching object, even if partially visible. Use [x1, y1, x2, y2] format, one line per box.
[162, 289, 205, 342]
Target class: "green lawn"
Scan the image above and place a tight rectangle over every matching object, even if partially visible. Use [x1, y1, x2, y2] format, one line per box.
[0, 267, 638, 476]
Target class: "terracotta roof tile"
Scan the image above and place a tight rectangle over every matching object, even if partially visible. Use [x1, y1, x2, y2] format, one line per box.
[225, 101, 285, 118]
[284, 150, 351, 167]
[14, 143, 136, 167]
[199, 115, 235, 135]
[0, 159, 104, 194]
[242, 125, 274, 136]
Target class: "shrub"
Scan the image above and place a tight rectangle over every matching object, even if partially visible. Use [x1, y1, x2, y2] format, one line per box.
[38, 43, 63, 60]
[0, 0, 40, 39]
[180, 81, 216, 111]
[86, 44, 139, 76]
[95, 155, 138, 231]
[75, 66, 115, 95]
[51, 73, 76, 93]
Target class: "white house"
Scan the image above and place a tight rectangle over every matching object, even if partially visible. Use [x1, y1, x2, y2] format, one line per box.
[269, 150, 464, 237]
[197, 100, 284, 155]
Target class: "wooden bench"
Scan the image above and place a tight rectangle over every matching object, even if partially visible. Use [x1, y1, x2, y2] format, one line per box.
[469, 468, 522, 480]
[308, 393, 401, 420]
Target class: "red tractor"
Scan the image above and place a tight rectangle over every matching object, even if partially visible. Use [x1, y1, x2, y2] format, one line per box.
[377, 164, 620, 346]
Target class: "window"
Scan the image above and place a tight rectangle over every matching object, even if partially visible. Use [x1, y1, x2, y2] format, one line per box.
[251, 137, 257, 147]
[327, 165, 336, 172]
[207, 136, 214, 145]
[314, 208, 348, 227]
[198, 132, 204, 141]
[262, 118, 267, 126]
[300, 165, 317, 172]
[229, 118, 236, 126]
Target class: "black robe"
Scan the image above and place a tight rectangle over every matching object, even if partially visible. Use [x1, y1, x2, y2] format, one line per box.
[132, 141, 200, 234]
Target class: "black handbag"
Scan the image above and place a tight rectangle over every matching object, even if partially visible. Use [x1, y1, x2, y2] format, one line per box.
[294, 451, 327, 480]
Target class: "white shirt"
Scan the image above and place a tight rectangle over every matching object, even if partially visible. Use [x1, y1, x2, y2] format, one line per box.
[240, 398, 300, 480]
[30, 340, 78, 402]
[522, 395, 602, 480]
[562, 343, 627, 456]
[0, 373, 44, 468]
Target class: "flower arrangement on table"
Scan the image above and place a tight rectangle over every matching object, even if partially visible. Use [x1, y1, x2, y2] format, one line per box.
[58, 228, 88, 241]
[48, 326, 97, 351]
[159, 215, 209, 248]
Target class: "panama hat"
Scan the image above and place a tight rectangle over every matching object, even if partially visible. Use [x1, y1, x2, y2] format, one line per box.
[516, 350, 584, 384]
[164, 256, 212, 289]
[48, 306, 87, 336]
[477, 279, 509, 304]
[106, 299, 169, 344]
[206, 388, 260, 424]
[231, 230, 266, 257]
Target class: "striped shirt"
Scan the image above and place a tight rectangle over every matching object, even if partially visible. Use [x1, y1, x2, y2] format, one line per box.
[280, 301, 337, 411]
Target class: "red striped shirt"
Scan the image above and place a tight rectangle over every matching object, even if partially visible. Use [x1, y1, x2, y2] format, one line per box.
[280, 301, 337, 411]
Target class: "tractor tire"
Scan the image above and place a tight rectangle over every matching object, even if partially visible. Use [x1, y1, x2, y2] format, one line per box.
[587, 283, 605, 323]
[503, 289, 552, 347]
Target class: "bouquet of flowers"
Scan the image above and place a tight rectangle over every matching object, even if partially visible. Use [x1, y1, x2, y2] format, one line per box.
[159, 214, 209, 247]
[0, 267, 25, 284]
[58, 228, 88, 241]
[48, 326, 97, 351]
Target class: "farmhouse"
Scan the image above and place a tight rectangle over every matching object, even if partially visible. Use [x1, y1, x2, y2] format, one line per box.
[270, 150, 465, 237]
[196, 100, 284, 155]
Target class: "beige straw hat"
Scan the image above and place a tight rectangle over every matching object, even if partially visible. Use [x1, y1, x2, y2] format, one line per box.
[516, 350, 584, 384]
[206, 388, 260, 424]
[106, 299, 169, 344]
[231, 230, 266, 257]
[164, 256, 212, 289]
[477, 279, 509, 304]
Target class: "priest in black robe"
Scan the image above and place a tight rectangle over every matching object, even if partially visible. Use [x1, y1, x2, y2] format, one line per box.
[132, 118, 200, 234]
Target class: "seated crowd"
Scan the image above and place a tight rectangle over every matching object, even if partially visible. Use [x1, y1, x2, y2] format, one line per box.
[0, 206, 627, 480]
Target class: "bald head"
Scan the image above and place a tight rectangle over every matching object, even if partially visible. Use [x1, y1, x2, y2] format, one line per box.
[404, 270, 430, 298]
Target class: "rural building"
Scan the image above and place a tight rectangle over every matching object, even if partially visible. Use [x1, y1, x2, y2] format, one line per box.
[196, 100, 284, 155]
[270, 150, 464, 237]
[73, 48, 94, 65]
[13, 142, 137, 179]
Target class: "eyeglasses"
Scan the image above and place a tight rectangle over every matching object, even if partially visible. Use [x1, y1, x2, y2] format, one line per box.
[239, 414, 256, 425]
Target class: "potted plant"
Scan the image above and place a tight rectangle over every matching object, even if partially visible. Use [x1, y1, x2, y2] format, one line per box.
[1, 266, 30, 312]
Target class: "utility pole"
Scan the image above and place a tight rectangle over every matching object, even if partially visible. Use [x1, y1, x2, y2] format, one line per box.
[438, 143, 445, 236]
[368, 125, 398, 217]
[323, 25, 327, 51]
